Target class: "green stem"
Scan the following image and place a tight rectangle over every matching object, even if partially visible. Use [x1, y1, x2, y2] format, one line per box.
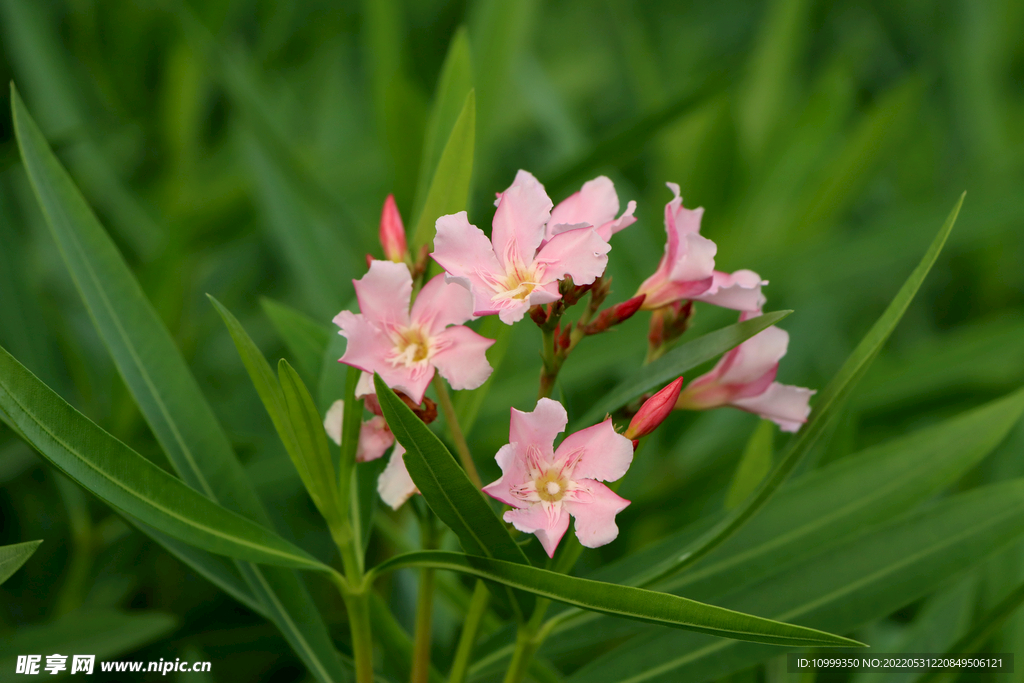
[411, 513, 440, 683]
[343, 589, 375, 683]
[502, 626, 542, 683]
[433, 374, 481, 488]
[448, 581, 491, 683]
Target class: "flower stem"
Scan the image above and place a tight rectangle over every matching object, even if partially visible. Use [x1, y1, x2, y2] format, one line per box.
[411, 512, 440, 683]
[432, 374, 482, 487]
[344, 589, 375, 683]
[501, 626, 542, 683]
[447, 580, 490, 683]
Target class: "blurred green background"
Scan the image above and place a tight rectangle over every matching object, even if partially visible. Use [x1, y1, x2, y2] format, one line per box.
[1, 0, 1022, 681]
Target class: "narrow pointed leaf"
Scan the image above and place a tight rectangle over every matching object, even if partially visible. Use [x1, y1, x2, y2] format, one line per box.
[261, 298, 331, 380]
[373, 373, 533, 615]
[411, 90, 475, 252]
[0, 344, 331, 572]
[370, 550, 860, 648]
[570, 480, 1024, 683]
[279, 359, 341, 524]
[634, 195, 963, 585]
[11, 89, 347, 683]
[725, 421, 774, 510]
[412, 26, 473, 220]
[580, 310, 791, 427]
[0, 539, 42, 585]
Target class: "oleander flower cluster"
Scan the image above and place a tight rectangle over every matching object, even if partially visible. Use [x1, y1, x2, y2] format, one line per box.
[327, 171, 814, 557]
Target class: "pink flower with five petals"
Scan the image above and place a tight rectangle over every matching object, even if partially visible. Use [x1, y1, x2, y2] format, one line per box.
[334, 260, 495, 404]
[483, 398, 634, 557]
[432, 170, 612, 324]
[675, 311, 815, 432]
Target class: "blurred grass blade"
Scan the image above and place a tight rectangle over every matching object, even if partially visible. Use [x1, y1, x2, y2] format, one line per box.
[413, 26, 473, 220]
[454, 318, 512, 436]
[12, 89, 346, 682]
[370, 550, 860, 648]
[636, 195, 963, 585]
[570, 479, 1024, 683]
[0, 610, 178, 673]
[725, 421, 774, 510]
[915, 579, 1024, 683]
[411, 90, 475, 252]
[580, 310, 791, 427]
[0, 344, 332, 572]
[373, 373, 533, 616]
[0, 539, 42, 585]
[261, 298, 331, 381]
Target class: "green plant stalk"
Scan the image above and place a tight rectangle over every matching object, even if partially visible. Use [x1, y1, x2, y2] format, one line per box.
[343, 588, 375, 683]
[412, 514, 440, 683]
[432, 374, 481, 487]
[502, 621, 544, 683]
[448, 581, 491, 683]
[538, 293, 599, 399]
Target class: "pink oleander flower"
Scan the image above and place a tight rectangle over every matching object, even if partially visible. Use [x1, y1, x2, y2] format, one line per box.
[692, 269, 768, 312]
[546, 175, 636, 242]
[379, 194, 408, 263]
[483, 398, 634, 557]
[635, 183, 717, 310]
[323, 381, 418, 509]
[624, 376, 684, 440]
[675, 311, 815, 432]
[432, 170, 612, 324]
[334, 260, 495, 404]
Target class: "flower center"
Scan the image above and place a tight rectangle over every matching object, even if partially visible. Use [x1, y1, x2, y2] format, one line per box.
[535, 469, 567, 502]
[484, 256, 546, 305]
[389, 326, 432, 368]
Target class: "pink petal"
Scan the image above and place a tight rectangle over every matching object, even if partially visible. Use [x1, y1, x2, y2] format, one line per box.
[548, 176, 620, 239]
[717, 324, 789, 386]
[431, 212, 505, 317]
[357, 415, 395, 462]
[597, 199, 637, 241]
[534, 226, 611, 286]
[411, 273, 476, 334]
[483, 444, 528, 506]
[637, 271, 714, 310]
[563, 481, 630, 549]
[733, 383, 816, 432]
[430, 325, 495, 391]
[664, 182, 704, 237]
[509, 398, 567, 458]
[353, 260, 413, 329]
[554, 418, 633, 483]
[503, 503, 570, 558]
[667, 232, 717, 284]
[692, 270, 768, 312]
[355, 372, 376, 399]
[378, 444, 418, 509]
[324, 400, 345, 446]
[491, 170, 552, 272]
[336, 311, 393, 376]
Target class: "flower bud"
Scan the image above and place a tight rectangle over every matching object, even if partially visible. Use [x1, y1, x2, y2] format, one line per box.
[584, 294, 645, 335]
[379, 194, 408, 263]
[624, 376, 683, 440]
[529, 304, 549, 326]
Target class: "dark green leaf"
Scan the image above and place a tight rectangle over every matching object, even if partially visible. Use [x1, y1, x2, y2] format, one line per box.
[370, 550, 860, 648]
[579, 310, 791, 427]
[373, 373, 533, 616]
[0, 539, 42, 585]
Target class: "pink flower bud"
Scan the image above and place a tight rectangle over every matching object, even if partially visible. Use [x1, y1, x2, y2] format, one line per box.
[584, 294, 646, 335]
[624, 376, 683, 440]
[379, 194, 408, 263]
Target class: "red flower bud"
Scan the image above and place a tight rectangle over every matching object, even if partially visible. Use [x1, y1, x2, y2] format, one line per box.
[584, 294, 646, 335]
[530, 304, 549, 326]
[624, 376, 683, 440]
[379, 194, 408, 263]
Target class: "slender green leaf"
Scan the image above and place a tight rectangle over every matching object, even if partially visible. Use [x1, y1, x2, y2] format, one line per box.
[0, 539, 42, 586]
[410, 90, 475, 252]
[12, 87, 347, 683]
[370, 550, 860, 648]
[635, 195, 963, 585]
[580, 310, 791, 427]
[0, 343, 331, 572]
[569, 480, 1024, 683]
[0, 610, 178, 674]
[373, 373, 533, 615]
[412, 26, 473, 221]
[279, 359, 341, 525]
[261, 298, 331, 381]
[542, 386, 1024, 660]
[725, 421, 774, 510]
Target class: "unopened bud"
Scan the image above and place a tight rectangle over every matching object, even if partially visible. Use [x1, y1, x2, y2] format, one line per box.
[584, 294, 646, 335]
[624, 376, 684, 440]
[530, 304, 549, 326]
[379, 194, 408, 263]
